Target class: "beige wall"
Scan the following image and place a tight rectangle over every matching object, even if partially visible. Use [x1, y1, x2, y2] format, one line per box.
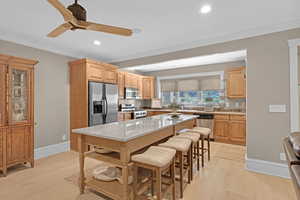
[0, 39, 74, 148]
[115, 28, 300, 164]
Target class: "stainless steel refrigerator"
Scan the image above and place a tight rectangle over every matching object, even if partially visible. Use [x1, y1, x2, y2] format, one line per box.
[88, 81, 118, 126]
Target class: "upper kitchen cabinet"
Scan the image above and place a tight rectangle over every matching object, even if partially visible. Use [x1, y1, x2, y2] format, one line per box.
[142, 76, 155, 99]
[124, 72, 138, 89]
[71, 59, 118, 84]
[137, 76, 143, 99]
[117, 71, 125, 99]
[226, 67, 246, 99]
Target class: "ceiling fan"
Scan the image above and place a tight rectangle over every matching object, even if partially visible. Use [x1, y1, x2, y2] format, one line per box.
[47, 0, 133, 37]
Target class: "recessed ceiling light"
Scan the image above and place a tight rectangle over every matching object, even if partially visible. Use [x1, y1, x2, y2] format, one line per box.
[200, 4, 212, 14]
[93, 40, 101, 46]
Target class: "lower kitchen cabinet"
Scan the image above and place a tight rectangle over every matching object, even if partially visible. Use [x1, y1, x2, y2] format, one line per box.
[214, 114, 246, 145]
[6, 126, 33, 166]
[118, 112, 132, 121]
[214, 119, 229, 142]
[0, 125, 34, 175]
[229, 120, 246, 144]
[147, 111, 171, 117]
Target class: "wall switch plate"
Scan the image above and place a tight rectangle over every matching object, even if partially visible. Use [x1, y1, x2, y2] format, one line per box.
[269, 104, 286, 113]
[62, 134, 67, 141]
[280, 153, 286, 161]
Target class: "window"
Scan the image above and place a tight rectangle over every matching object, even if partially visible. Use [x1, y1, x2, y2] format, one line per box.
[161, 90, 224, 107]
[160, 74, 224, 107]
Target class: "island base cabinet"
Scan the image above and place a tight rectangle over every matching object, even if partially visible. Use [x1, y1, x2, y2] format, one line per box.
[6, 126, 33, 167]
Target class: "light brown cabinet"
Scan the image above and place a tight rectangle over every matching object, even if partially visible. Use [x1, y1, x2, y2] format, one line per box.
[104, 69, 118, 84]
[0, 64, 6, 127]
[121, 73, 155, 99]
[86, 60, 117, 84]
[117, 72, 125, 99]
[69, 59, 118, 151]
[0, 54, 37, 176]
[147, 111, 170, 117]
[229, 120, 246, 144]
[214, 119, 229, 142]
[6, 125, 33, 166]
[124, 72, 138, 89]
[118, 112, 132, 121]
[142, 77, 155, 99]
[227, 67, 246, 99]
[138, 76, 143, 99]
[214, 114, 246, 145]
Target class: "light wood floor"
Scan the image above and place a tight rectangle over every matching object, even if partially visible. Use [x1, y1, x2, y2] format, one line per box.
[0, 142, 296, 200]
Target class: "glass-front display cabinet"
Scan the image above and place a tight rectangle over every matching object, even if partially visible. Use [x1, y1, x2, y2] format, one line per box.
[0, 55, 37, 176]
[9, 66, 32, 125]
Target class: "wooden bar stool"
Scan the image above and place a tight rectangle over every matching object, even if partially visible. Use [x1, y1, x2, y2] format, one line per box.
[189, 127, 211, 167]
[159, 137, 192, 198]
[132, 146, 176, 200]
[175, 132, 200, 179]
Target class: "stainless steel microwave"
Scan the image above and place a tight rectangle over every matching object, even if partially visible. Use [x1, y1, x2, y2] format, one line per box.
[125, 88, 139, 99]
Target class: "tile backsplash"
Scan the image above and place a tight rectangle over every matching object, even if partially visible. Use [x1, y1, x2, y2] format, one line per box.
[119, 98, 245, 111]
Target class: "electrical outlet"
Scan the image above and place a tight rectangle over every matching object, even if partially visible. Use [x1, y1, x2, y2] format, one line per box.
[280, 153, 286, 161]
[62, 134, 67, 141]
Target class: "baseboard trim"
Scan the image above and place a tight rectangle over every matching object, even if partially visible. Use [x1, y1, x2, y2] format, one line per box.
[34, 141, 70, 160]
[246, 157, 290, 179]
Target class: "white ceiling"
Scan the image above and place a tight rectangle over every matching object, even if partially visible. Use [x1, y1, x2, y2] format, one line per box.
[124, 50, 246, 72]
[0, 0, 300, 62]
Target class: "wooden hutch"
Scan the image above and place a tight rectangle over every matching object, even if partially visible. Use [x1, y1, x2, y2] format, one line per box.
[0, 54, 37, 176]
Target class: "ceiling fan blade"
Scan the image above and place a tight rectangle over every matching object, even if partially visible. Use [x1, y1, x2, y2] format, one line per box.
[78, 21, 133, 36]
[47, 0, 74, 21]
[47, 23, 72, 37]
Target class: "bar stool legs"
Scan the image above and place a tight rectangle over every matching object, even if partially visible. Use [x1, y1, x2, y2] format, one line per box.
[132, 146, 177, 200]
[196, 140, 200, 170]
[201, 135, 204, 168]
[170, 160, 176, 200]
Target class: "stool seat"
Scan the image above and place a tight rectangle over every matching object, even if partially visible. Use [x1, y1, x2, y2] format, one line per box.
[132, 146, 176, 168]
[159, 137, 192, 152]
[190, 127, 211, 136]
[176, 132, 200, 143]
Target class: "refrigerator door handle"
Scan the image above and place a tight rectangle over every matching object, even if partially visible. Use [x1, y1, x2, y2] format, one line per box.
[105, 98, 108, 115]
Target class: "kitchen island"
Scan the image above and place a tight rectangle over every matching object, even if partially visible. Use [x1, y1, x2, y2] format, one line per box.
[72, 114, 197, 200]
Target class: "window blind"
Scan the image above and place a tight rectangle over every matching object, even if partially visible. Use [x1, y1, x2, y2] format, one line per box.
[177, 79, 200, 91]
[161, 80, 177, 92]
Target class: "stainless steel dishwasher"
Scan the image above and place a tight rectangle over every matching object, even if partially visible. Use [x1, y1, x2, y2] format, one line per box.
[193, 113, 214, 139]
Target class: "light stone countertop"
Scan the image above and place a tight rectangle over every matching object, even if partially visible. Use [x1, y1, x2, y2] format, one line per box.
[146, 109, 245, 115]
[72, 114, 197, 142]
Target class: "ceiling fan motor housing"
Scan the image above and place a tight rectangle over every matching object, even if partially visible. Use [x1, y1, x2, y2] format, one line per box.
[67, 3, 87, 21]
